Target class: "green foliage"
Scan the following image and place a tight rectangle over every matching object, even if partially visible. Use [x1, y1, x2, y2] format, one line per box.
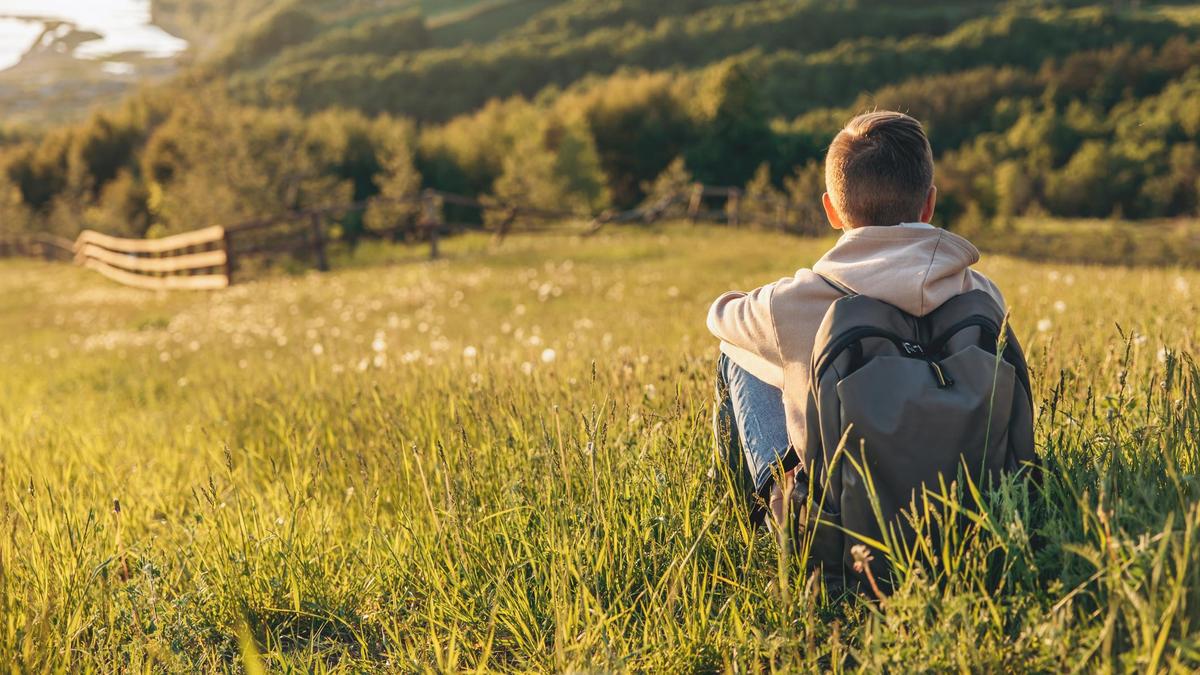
[556, 72, 698, 206]
[0, 172, 32, 233]
[141, 101, 352, 232]
[685, 62, 775, 188]
[429, 0, 561, 47]
[10, 0, 1200, 243]
[740, 163, 785, 227]
[211, 3, 323, 72]
[640, 157, 693, 217]
[363, 119, 422, 235]
[490, 115, 609, 218]
[247, 11, 432, 74]
[783, 160, 826, 235]
[230, 0, 995, 121]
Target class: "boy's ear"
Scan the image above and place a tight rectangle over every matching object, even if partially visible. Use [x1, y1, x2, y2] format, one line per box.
[920, 185, 937, 224]
[822, 192, 845, 230]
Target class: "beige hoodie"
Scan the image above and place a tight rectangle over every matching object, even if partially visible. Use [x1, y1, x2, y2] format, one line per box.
[707, 225, 1004, 450]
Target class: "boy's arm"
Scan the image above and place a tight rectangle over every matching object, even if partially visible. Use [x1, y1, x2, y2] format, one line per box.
[706, 280, 786, 370]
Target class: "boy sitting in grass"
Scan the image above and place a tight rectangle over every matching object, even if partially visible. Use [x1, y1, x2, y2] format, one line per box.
[709, 110, 1009, 532]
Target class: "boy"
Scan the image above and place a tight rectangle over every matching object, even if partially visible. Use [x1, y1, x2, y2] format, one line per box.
[709, 111, 1008, 530]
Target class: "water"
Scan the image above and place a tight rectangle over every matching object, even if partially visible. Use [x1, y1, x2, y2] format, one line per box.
[0, 0, 187, 71]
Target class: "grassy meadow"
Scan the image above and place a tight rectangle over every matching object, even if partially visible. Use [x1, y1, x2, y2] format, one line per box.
[2, 226, 1200, 671]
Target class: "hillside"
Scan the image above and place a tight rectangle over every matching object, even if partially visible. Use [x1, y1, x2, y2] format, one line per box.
[2, 0, 1199, 261]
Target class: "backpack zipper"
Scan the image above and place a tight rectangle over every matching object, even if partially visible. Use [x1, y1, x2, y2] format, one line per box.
[813, 314, 1031, 401]
[812, 327, 912, 383]
[926, 315, 1033, 402]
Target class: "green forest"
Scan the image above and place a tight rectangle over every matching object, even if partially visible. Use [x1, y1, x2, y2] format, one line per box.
[2, 0, 1199, 254]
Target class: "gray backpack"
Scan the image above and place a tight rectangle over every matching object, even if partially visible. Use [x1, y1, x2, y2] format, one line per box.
[797, 276, 1037, 591]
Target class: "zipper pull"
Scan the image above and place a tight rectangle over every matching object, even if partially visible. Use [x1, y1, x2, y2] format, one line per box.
[929, 360, 954, 389]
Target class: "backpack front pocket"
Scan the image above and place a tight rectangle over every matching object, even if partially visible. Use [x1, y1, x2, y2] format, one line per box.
[832, 346, 1016, 576]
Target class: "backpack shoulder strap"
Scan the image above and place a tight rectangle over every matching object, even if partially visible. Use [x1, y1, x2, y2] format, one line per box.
[813, 272, 856, 297]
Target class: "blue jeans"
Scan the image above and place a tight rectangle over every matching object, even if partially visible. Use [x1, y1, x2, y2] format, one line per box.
[713, 353, 793, 518]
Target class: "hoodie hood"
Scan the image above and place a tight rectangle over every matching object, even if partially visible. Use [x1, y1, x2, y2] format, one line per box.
[811, 226, 983, 317]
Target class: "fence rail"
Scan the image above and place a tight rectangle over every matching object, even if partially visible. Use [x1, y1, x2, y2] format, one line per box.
[1, 182, 807, 290]
[73, 224, 229, 290]
[0, 232, 76, 261]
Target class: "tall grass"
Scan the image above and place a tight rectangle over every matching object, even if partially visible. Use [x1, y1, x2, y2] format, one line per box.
[0, 227, 1197, 671]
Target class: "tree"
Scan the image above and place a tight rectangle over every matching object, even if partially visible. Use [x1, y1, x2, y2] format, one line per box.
[639, 157, 694, 219]
[88, 169, 151, 237]
[142, 102, 351, 233]
[994, 160, 1035, 218]
[783, 160, 826, 235]
[0, 170, 32, 233]
[686, 62, 776, 188]
[489, 117, 610, 224]
[742, 163, 786, 229]
[364, 119, 422, 236]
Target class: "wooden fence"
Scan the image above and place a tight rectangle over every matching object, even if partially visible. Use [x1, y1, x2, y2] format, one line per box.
[0, 183, 813, 290]
[75, 226, 229, 290]
[0, 232, 75, 262]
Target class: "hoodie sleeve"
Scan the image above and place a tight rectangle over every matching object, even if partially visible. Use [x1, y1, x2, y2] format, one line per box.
[706, 279, 786, 369]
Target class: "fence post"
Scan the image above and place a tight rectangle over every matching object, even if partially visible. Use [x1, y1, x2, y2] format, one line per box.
[687, 183, 704, 224]
[727, 189, 741, 228]
[310, 212, 329, 272]
[493, 205, 517, 244]
[420, 189, 443, 260]
[223, 229, 236, 285]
